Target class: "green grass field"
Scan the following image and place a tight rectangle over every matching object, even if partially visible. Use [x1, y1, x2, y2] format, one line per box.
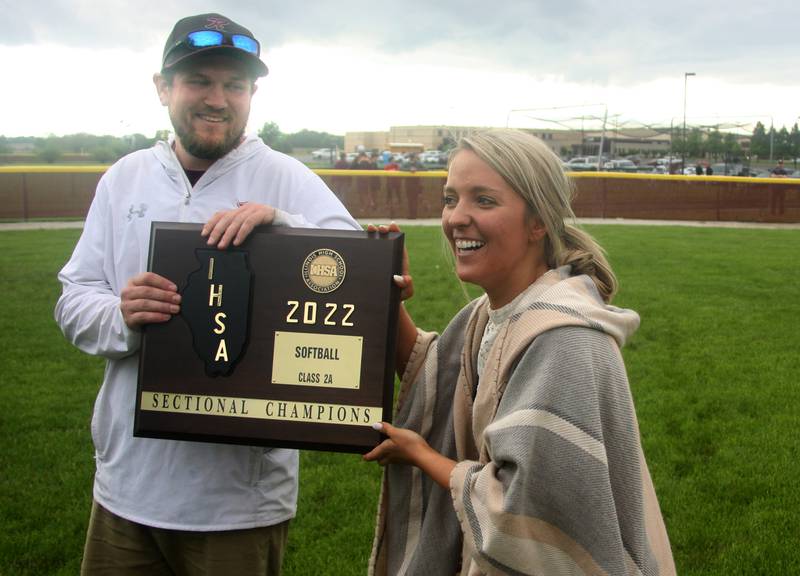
[1, 224, 798, 575]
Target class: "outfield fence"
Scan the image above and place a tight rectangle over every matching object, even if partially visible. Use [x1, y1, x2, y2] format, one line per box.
[1, 166, 799, 223]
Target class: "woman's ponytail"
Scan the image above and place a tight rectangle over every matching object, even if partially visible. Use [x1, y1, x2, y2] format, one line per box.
[559, 224, 618, 302]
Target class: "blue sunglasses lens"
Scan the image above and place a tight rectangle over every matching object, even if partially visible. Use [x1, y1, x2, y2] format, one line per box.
[232, 34, 259, 54]
[184, 31, 259, 56]
[186, 30, 224, 48]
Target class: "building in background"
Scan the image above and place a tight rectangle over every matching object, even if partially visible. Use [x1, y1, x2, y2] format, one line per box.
[344, 125, 674, 159]
[343, 130, 389, 153]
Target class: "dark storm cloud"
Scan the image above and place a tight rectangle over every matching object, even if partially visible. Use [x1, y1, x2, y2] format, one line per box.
[7, 0, 800, 84]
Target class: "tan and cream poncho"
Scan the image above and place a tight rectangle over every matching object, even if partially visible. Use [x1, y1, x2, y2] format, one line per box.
[370, 267, 675, 576]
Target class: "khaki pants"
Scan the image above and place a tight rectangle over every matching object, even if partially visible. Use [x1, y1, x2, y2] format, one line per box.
[81, 501, 289, 576]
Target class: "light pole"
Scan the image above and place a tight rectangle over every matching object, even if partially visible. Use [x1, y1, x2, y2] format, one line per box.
[682, 72, 696, 172]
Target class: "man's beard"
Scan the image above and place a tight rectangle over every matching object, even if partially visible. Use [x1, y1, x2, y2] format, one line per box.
[171, 111, 244, 161]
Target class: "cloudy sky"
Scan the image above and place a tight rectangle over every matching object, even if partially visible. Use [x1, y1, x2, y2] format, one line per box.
[3, 0, 800, 138]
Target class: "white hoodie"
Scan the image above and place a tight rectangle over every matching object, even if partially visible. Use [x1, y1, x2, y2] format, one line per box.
[55, 135, 360, 530]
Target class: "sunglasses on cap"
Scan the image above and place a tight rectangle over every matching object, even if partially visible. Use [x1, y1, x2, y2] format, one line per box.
[178, 30, 260, 56]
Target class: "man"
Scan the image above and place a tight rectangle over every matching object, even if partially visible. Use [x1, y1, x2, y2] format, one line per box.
[771, 158, 790, 177]
[54, 13, 359, 575]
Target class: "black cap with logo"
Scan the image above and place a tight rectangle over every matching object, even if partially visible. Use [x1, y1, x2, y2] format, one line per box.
[161, 13, 268, 77]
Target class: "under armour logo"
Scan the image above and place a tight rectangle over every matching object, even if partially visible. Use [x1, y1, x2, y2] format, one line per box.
[127, 203, 148, 221]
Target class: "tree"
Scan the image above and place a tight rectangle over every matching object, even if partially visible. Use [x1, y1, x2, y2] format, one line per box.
[258, 121, 292, 153]
[36, 137, 62, 164]
[687, 127, 705, 159]
[438, 135, 456, 152]
[790, 124, 800, 167]
[723, 133, 742, 160]
[284, 129, 343, 150]
[671, 124, 685, 156]
[775, 126, 791, 161]
[92, 147, 116, 163]
[750, 122, 769, 159]
[706, 128, 723, 160]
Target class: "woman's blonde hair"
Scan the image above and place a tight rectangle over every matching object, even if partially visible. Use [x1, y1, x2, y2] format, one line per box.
[452, 129, 618, 302]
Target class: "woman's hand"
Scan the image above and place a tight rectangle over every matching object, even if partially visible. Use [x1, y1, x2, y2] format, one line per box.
[363, 422, 430, 467]
[367, 222, 414, 302]
[364, 422, 457, 489]
[367, 222, 418, 377]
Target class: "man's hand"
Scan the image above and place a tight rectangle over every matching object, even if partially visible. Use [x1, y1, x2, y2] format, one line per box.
[202, 203, 276, 249]
[120, 272, 181, 329]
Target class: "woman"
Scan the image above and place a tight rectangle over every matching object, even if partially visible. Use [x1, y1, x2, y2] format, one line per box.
[364, 129, 675, 576]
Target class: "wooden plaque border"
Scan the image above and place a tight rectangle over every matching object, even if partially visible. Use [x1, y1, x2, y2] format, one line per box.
[133, 223, 403, 453]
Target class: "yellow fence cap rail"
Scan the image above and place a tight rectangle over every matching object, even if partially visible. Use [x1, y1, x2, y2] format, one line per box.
[314, 169, 447, 178]
[566, 170, 800, 184]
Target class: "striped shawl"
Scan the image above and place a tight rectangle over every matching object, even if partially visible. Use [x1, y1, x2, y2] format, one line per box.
[369, 267, 675, 576]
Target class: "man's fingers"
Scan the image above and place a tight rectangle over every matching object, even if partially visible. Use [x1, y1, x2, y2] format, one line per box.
[121, 273, 181, 329]
[122, 284, 181, 306]
[120, 300, 179, 329]
[121, 296, 180, 316]
[205, 211, 236, 246]
[201, 213, 222, 237]
[205, 207, 249, 246]
[204, 205, 274, 249]
[129, 272, 178, 291]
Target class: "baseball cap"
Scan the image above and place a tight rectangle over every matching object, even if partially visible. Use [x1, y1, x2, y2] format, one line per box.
[162, 13, 268, 77]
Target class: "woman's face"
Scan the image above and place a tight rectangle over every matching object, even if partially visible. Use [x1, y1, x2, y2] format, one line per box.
[442, 149, 548, 308]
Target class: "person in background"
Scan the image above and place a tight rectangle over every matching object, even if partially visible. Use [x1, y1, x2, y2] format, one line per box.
[695, 163, 703, 175]
[332, 151, 353, 202]
[334, 151, 350, 170]
[365, 129, 675, 576]
[705, 162, 714, 176]
[771, 158, 789, 177]
[400, 152, 424, 219]
[352, 150, 378, 212]
[369, 151, 383, 205]
[54, 12, 359, 576]
[383, 154, 402, 218]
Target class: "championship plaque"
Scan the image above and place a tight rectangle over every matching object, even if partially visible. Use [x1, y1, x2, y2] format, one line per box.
[134, 223, 404, 453]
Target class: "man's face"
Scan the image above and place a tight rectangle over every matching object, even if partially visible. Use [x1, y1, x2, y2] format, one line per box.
[155, 55, 257, 166]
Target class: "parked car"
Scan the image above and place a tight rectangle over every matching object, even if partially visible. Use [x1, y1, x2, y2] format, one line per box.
[564, 156, 602, 171]
[311, 148, 333, 160]
[604, 159, 638, 172]
[420, 150, 447, 165]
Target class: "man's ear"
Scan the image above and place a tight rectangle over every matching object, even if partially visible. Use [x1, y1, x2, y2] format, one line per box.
[153, 73, 170, 106]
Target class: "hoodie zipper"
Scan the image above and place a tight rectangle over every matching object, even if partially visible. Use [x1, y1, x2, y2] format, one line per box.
[178, 171, 193, 221]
